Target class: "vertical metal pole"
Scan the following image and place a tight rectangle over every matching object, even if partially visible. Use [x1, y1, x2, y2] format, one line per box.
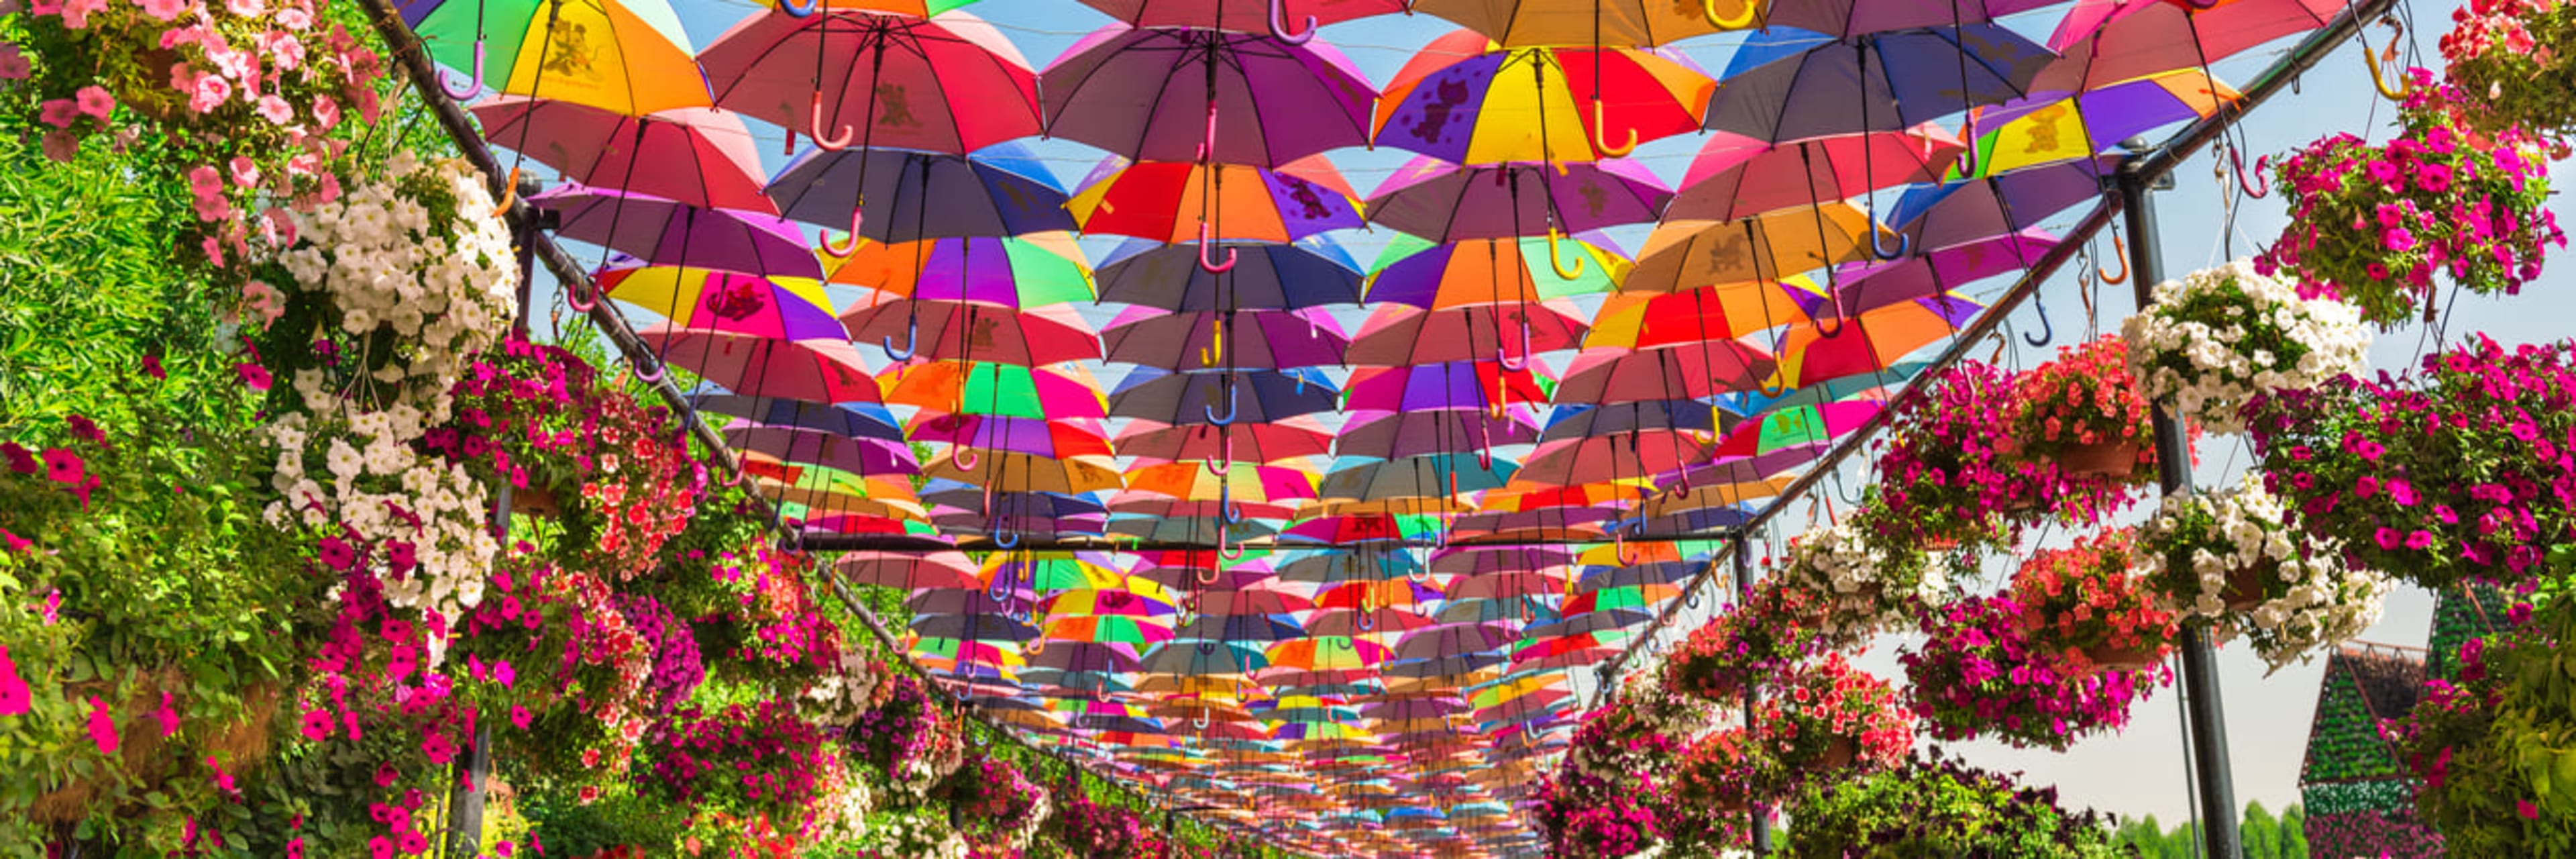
[1734, 536, 1771, 853]
[2118, 163, 2242, 859]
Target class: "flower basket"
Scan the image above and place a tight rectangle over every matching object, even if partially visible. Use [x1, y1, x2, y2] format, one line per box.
[1662, 584, 1827, 704]
[2219, 560, 2275, 611]
[1811, 738, 1858, 772]
[1902, 595, 2169, 751]
[1860, 362, 2029, 553]
[2010, 530, 2178, 676]
[2124, 260, 2371, 434]
[2052, 440, 2143, 478]
[2257, 98, 2563, 327]
[2080, 642, 2165, 671]
[1766, 521, 1939, 646]
[511, 485, 563, 519]
[2009, 335, 2159, 497]
[2440, 0, 2576, 140]
[1750, 653, 1913, 778]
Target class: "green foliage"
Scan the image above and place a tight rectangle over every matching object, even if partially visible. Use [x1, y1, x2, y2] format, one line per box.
[1772, 748, 2124, 858]
[517, 777, 687, 857]
[2105, 803, 2312, 859]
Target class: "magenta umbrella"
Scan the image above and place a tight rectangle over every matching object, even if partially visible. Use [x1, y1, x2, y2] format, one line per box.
[1102, 306, 1349, 370]
[700, 9, 1040, 156]
[632, 325, 881, 403]
[2039, 0, 2349, 93]
[1113, 417, 1336, 462]
[1335, 409, 1540, 460]
[1808, 229, 2056, 321]
[593, 262, 844, 340]
[529, 185, 822, 279]
[1344, 301, 1589, 366]
[470, 97, 773, 213]
[1552, 341, 1778, 404]
[1041, 25, 1378, 167]
[723, 426, 920, 476]
[1364, 158, 1670, 242]
[1668, 125, 1964, 222]
[839, 301, 1102, 366]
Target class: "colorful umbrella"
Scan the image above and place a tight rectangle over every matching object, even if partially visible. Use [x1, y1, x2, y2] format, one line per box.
[401, 0, 705, 114]
[1890, 156, 2109, 252]
[1042, 26, 1378, 166]
[1765, 0, 2065, 38]
[1703, 26, 2057, 144]
[1124, 462, 1322, 505]
[1963, 70, 2239, 175]
[1364, 158, 1670, 242]
[1551, 340, 1779, 404]
[2037, 0, 2347, 94]
[694, 395, 905, 442]
[1318, 454, 1517, 501]
[881, 361, 1108, 420]
[1066, 158, 1364, 244]
[470, 98, 770, 212]
[1046, 615, 1175, 646]
[700, 9, 1040, 155]
[1335, 409, 1542, 460]
[1406, 0, 1754, 47]
[1268, 638, 1391, 670]
[1364, 236, 1625, 309]
[1373, 30, 1713, 163]
[1587, 279, 1821, 344]
[1108, 368, 1340, 425]
[596, 264, 840, 339]
[1344, 301, 1590, 366]
[531, 190, 822, 279]
[769, 144, 1077, 242]
[1077, 0, 1403, 32]
[834, 549, 981, 590]
[1093, 238, 1364, 311]
[839, 301, 1102, 365]
[723, 425, 919, 476]
[1114, 417, 1336, 463]
[1668, 125, 1964, 221]
[907, 413, 1114, 459]
[1102, 307, 1349, 370]
[828, 234, 1093, 307]
[1342, 361, 1550, 415]
[630, 325, 880, 403]
[922, 451, 1124, 496]
[1621, 204, 1884, 295]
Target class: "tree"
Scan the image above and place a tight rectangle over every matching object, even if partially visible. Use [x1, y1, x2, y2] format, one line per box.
[2245, 800, 2282, 859]
[2279, 804, 2310, 858]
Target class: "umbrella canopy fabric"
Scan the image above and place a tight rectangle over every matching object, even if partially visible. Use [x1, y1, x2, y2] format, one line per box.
[1703, 26, 2057, 144]
[769, 144, 1078, 241]
[472, 98, 771, 212]
[1407, 0, 1756, 47]
[700, 9, 1040, 154]
[403, 0, 706, 114]
[532, 189, 822, 279]
[1067, 157, 1364, 243]
[1366, 158, 1671, 242]
[1042, 26, 1379, 166]
[1094, 238, 1364, 310]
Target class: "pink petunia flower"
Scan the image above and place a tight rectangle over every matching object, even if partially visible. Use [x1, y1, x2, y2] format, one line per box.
[138, 0, 187, 19]
[37, 99, 77, 129]
[87, 695, 119, 754]
[42, 447, 84, 487]
[0, 644, 31, 715]
[0, 44, 29, 80]
[156, 691, 179, 738]
[235, 362, 272, 391]
[299, 709, 332, 740]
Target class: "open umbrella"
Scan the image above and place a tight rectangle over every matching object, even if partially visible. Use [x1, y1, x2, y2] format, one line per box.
[1114, 417, 1336, 462]
[700, 8, 1040, 154]
[828, 234, 1093, 307]
[631, 325, 879, 402]
[1067, 157, 1364, 244]
[1102, 307, 1348, 370]
[1621, 204, 1884, 295]
[1365, 158, 1670, 242]
[839, 301, 1102, 365]
[769, 144, 1076, 242]
[1703, 26, 2057, 144]
[1108, 368, 1340, 426]
[595, 264, 840, 339]
[531, 190, 822, 279]
[882, 360, 1108, 420]
[694, 395, 905, 442]
[1667, 125, 1964, 221]
[1363, 236, 1625, 309]
[1373, 29, 1713, 163]
[1552, 340, 1779, 404]
[470, 98, 769, 211]
[908, 413, 1114, 459]
[2037, 0, 2349, 94]
[1093, 238, 1364, 310]
[1406, 0, 1755, 47]
[1042, 25, 1378, 166]
[1963, 69, 2239, 174]
[401, 0, 704, 114]
[1335, 409, 1542, 460]
[1344, 301, 1589, 366]
[1077, 0, 1402, 32]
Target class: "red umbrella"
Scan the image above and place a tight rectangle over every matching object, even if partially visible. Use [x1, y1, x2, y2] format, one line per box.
[633, 325, 880, 403]
[471, 97, 775, 213]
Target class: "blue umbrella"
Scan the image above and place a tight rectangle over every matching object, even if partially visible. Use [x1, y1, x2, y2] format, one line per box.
[691, 395, 906, 442]
[1890, 156, 2111, 252]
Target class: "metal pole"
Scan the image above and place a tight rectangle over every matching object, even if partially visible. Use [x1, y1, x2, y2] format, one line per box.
[1734, 537, 1772, 854]
[2118, 167, 2241, 859]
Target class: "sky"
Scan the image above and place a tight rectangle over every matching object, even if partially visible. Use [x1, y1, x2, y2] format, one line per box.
[482, 0, 2576, 836]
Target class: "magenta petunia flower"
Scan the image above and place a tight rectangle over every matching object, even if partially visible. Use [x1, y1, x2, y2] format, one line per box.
[87, 695, 119, 754]
[42, 447, 83, 486]
[0, 644, 31, 716]
[235, 362, 272, 391]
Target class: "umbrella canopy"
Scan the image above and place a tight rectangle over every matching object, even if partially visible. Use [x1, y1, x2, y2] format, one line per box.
[1336, 409, 1541, 460]
[1668, 125, 1964, 221]
[1621, 203, 1884, 295]
[828, 234, 1093, 307]
[1552, 340, 1779, 405]
[1067, 158, 1364, 243]
[700, 9, 1040, 154]
[1102, 307, 1349, 370]
[1766, 0, 2064, 38]
[883, 360, 1108, 419]
[1094, 238, 1364, 310]
[1965, 69, 2239, 174]
[1077, 0, 1403, 31]
[402, 0, 705, 114]
[908, 413, 1114, 459]
[1042, 26, 1379, 166]
[1365, 159, 1670, 242]
[1406, 0, 1754, 47]
[1373, 30, 1714, 164]
[531, 190, 822, 279]
[631, 325, 880, 403]
[1364, 236, 1625, 309]
[839, 301, 1102, 365]
[1115, 417, 1336, 462]
[1344, 301, 1590, 366]
[2037, 0, 2348, 93]
[1890, 156, 2110, 252]
[1703, 26, 2057, 144]
[1108, 368, 1340, 426]
[769, 144, 1077, 241]
[471, 98, 769, 212]
[596, 264, 841, 340]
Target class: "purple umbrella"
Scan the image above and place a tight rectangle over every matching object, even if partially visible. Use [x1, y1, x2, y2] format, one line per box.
[766, 143, 1076, 241]
[1888, 156, 2111, 252]
[722, 426, 920, 477]
[1364, 158, 1670, 242]
[529, 183, 822, 279]
[1705, 26, 2057, 144]
[1806, 228, 2057, 319]
[1042, 26, 1377, 167]
[1108, 367, 1340, 426]
[1428, 546, 1574, 576]
[1336, 410, 1541, 460]
[1446, 507, 1619, 540]
[1766, 0, 2066, 39]
[1102, 307, 1349, 370]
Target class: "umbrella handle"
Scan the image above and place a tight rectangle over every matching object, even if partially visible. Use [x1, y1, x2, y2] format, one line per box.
[1221, 485, 1245, 524]
[1589, 100, 1638, 158]
[1544, 229, 1586, 280]
[881, 315, 918, 361]
[437, 39, 485, 101]
[2097, 232, 2130, 285]
[994, 529, 1021, 549]
[1197, 223, 1238, 273]
[488, 166, 521, 219]
[1205, 431, 1232, 474]
[2364, 21, 2414, 101]
[777, 0, 819, 16]
[2023, 289, 2055, 348]
[1475, 444, 1492, 470]
[1813, 276, 1856, 339]
[1954, 138, 1979, 179]
[1199, 317, 1225, 366]
[1205, 454, 1232, 476]
[1703, 0, 1759, 28]
[1197, 561, 1220, 585]
[809, 93, 855, 151]
[1193, 707, 1212, 729]
[1676, 465, 1693, 495]
[629, 352, 666, 384]
[822, 207, 865, 258]
[566, 276, 599, 313]
[1268, 0, 1316, 44]
[1497, 315, 1532, 372]
[955, 446, 979, 472]
[1197, 640, 1216, 654]
[1866, 221, 1911, 262]
[1204, 382, 1240, 426]
[1219, 531, 1245, 560]
[2231, 148, 2271, 199]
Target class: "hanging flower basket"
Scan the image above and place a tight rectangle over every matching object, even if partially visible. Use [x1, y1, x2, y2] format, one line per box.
[2125, 260, 2373, 434]
[1858, 362, 2029, 554]
[1903, 595, 2170, 751]
[1766, 520, 1942, 646]
[2052, 440, 2143, 478]
[2010, 334, 2159, 491]
[2009, 530, 2178, 677]
[1750, 653, 1913, 778]
[1662, 583, 1828, 704]
[2135, 471, 2394, 670]
[2440, 0, 2576, 141]
[2257, 95, 2564, 328]
[512, 485, 563, 519]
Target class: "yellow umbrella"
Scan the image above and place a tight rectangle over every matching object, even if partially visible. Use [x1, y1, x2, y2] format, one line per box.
[1625, 203, 1886, 294]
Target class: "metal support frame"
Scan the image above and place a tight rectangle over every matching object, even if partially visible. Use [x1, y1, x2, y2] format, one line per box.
[1734, 538, 1772, 854]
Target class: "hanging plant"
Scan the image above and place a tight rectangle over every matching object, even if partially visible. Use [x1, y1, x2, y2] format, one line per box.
[844, 672, 963, 803]
[2009, 334, 2158, 488]
[1860, 361, 2030, 553]
[2007, 530, 2179, 675]
[1662, 580, 1831, 703]
[2133, 472, 2393, 670]
[934, 749, 1052, 852]
[2440, 0, 2576, 142]
[2257, 96, 2565, 327]
[1536, 686, 1709, 858]
[1770, 519, 1947, 646]
[1772, 748, 2129, 858]
[2249, 335, 2576, 589]
[2124, 260, 2373, 434]
[1901, 595, 2169, 751]
[1654, 728, 1775, 856]
[2385, 587, 2576, 856]
[639, 699, 862, 854]
[1747, 653, 1915, 777]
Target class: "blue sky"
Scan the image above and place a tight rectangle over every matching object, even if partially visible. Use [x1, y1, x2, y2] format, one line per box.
[496, 0, 2572, 831]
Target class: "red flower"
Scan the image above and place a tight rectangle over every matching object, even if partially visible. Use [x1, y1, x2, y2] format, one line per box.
[42, 448, 83, 487]
[235, 362, 272, 391]
[64, 415, 102, 444]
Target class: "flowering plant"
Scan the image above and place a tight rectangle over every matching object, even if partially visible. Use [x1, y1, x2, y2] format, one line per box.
[2124, 260, 2372, 434]
[935, 750, 1051, 852]
[448, 558, 651, 779]
[846, 672, 963, 802]
[2440, 0, 2576, 140]
[1039, 779, 1171, 859]
[1862, 361, 2030, 552]
[640, 699, 859, 852]
[2257, 99, 2564, 327]
[1656, 728, 1776, 854]
[2249, 335, 2576, 589]
[1770, 519, 1944, 645]
[1902, 595, 2169, 751]
[2008, 531, 2178, 674]
[1660, 581, 1829, 703]
[1535, 687, 1707, 858]
[1773, 747, 2127, 858]
[2134, 473, 2391, 670]
[2385, 588, 2576, 856]
[1748, 653, 1914, 775]
[2010, 334, 2157, 481]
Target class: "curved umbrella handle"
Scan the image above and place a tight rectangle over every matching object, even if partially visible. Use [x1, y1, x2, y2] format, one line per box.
[566, 277, 600, 313]
[1218, 530, 1245, 560]
[629, 351, 667, 384]
[1197, 223, 1238, 273]
[1676, 464, 1693, 495]
[2363, 21, 2414, 101]
[1268, 0, 1316, 44]
[1203, 382, 1239, 427]
[987, 558, 1013, 602]
[1220, 484, 1245, 524]
[993, 529, 1021, 550]
[1197, 561, 1221, 585]
[1197, 640, 1217, 655]
[1199, 316, 1225, 366]
[1496, 315, 1532, 372]
[1813, 281, 1855, 340]
[1476, 443, 1493, 470]
[437, 38, 486, 101]
[1204, 454, 1233, 476]
[809, 93, 855, 151]
[954, 446, 979, 472]
[1703, 0, 1760, 28]
[778, 0, 820, 16]
[2098, 233, 2130, 285]
[1589, 100, 1638, 158]
[488, 166, 521, 218]
[2232, 147, 2271, 199]
[1954, 138, 1979, 179]
[1757, 372, 1790, 397]
[1868, 222, 1913, 262]
[1193, 707, 1213, 730]
[2023, 290, 2056, 348]
[881, 315, 918, 361]
[822, 207, 865, 258]
[1545, 229, 1586, 280]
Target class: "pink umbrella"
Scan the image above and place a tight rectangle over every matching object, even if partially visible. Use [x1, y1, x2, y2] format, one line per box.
[1552, 342, 1778, 404]
[1343, 301, 1589, 366]
[700, 9, 1040, 155]
[1113, 417, 1336, 462]
[1334, 409, 1541, 460]
[1364, 158, 1671, 242]
[472, 97, 774, 213]
[2039, 0, 2351, 93]
[1668, 125, 1965, 222]
[1042, 25, 1378, 167]
[839, 301, 1102, 366]
[633, 325, 880, 403]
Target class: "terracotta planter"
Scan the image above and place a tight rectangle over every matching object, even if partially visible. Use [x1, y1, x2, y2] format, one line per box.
[2220, 562, 2275, 611]
[2051, 440, 2143, 478]
[30, 674, 277, 823]
[2081, 642, 2165, 671]
[511, 485, 564, 519]
[1809, 737, 1858, 771]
